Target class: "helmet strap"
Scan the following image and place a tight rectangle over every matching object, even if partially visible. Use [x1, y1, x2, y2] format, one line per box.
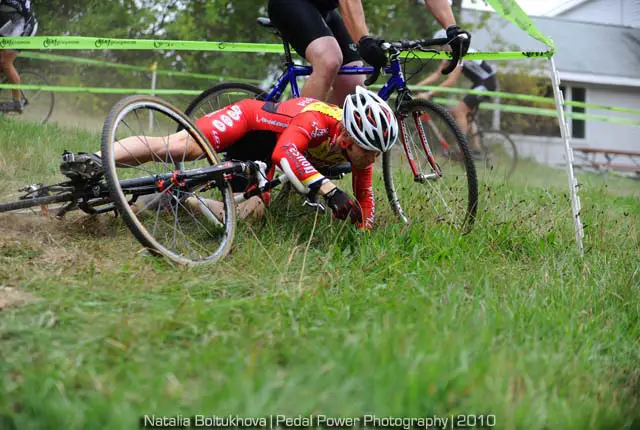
[336, 125, 353, 150]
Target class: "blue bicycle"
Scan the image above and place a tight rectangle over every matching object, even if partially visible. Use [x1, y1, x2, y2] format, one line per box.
[185, 18, 478, 233]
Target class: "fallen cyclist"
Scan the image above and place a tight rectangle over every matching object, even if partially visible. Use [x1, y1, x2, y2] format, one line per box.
[60, 86, 399, 229]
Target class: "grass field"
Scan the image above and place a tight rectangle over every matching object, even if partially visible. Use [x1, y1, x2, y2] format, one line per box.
[0, 117, 639, 430]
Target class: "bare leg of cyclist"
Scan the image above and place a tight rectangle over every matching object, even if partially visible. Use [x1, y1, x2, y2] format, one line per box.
[179, 195, 265, 222]
[450, 102, 483, 150]
[99, 130, 204, 166]
[0, 50, 22, 107]
[468, 119, 482, 151]
[327, 60, 364, 105]
[300, 37, 343, 101]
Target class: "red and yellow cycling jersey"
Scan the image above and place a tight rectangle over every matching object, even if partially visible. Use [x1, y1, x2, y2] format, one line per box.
[194, 97, 375, 228]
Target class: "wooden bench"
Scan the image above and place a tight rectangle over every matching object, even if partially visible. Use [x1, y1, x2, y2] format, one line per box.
[573, 146, 640, 179]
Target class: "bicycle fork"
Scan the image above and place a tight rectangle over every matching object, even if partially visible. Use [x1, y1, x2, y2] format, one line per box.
[399, 112, 442, 183]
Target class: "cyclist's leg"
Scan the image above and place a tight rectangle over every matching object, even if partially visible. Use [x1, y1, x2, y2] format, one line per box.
[98, 130, 205, 166]
[459, 84, 490, 150]
[450, 100, 471, 136]
[467, 107, 481, 150]
[268, 0, 342, 101]
[183, 195, 266, 222]
[324, 10, 364, 105]
[0, 49, 21, 102]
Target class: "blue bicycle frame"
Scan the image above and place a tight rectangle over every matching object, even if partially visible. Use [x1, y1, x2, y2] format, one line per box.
[261, 57, 408, 104]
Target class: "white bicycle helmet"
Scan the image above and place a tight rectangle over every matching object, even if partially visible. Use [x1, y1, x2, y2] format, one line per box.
[342, 86, 399, 153]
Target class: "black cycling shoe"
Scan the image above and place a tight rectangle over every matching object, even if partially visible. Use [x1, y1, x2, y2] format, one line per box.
[0, 99, 25, 113]
[60, 150, 104, 182]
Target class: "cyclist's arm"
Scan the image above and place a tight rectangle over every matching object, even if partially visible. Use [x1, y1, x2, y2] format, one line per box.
[352, 164, 374, 229]
[430, 63, 462, 97]
[420, 61, 462, 98]
[271, 114, 331, 195]
[337, 0, 369, 42]
[417, 61, 447, 86]
[424, 0, 457, 28]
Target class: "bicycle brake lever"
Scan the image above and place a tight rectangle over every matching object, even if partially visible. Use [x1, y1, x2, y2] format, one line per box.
[303, 200, 326, 212]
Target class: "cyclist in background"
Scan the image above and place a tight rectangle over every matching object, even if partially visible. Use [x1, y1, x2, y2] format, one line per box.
[267, 0, 471, 105]
[61, 87, 399, 230]
[0, 0, 38, 113]
[417, 29, 497, 156]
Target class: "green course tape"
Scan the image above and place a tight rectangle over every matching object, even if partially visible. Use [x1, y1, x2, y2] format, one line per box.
[1, 82, 636, 125]
[0, 81, 636, 125]
[432, 97, 640, 126]
[24, 52, 637, 116]
[0, 83, 201, 96]
[1, 36, 552, 60]
[484, 0, 556, 50]
[20, 52, 262, 83]
[410, 85, 640, 116]
[0, 37, 286, 52]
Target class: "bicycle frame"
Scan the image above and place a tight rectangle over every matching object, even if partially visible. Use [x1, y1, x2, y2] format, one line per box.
[263, 60, 407, 103]
[260, 40, 439, 181]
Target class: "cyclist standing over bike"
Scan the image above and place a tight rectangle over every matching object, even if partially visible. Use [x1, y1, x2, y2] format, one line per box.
[0, 0, 37, 113]
[417, 30, 497, 156]
[62, 87, 399, 229]
[267, 0, 471, 105]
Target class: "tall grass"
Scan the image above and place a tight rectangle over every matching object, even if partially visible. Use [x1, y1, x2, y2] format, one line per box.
[0, 118, 638, 430]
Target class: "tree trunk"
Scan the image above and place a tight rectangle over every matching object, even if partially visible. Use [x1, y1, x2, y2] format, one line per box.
[452, 0, 463, 20]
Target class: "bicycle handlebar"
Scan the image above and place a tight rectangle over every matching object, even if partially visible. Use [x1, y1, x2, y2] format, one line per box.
[363, 36, 464, 86]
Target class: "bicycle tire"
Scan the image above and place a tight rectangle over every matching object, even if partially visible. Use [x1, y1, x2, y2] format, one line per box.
[184, 82, 265, 120]
[102, 95, 237, 266]
[477, 129, 518, 180]
[0, 70, 55, 124]
[383, 98, 478, 233]
[0, 191, 72, 214]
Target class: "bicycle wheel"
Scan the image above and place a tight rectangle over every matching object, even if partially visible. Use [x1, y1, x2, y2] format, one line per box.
[0, 70, 55, 124]
[476, 129, 518, 181]
[383, 98, 478, 233]
[102, 95, 236, 265]
[184, 82, 265, 120]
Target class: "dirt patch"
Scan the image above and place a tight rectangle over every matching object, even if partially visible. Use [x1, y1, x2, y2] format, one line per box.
[0, 286, 39, 310]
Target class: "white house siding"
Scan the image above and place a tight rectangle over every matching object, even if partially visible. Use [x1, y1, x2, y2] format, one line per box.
[558, 0, 640, 28]
[579, 84, 640, 150]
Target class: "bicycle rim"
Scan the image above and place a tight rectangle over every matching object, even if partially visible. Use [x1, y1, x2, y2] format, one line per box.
[102, 95, 236, 265]
[383, 98, 478, 234]
[184, 82, 264, 121]
[477, 130, 518, 182]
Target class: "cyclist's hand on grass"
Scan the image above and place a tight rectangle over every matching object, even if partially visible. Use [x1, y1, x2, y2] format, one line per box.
[358, 36, 387, 69]
[324, 187, 362, 224]
[446, 25, 471, 59]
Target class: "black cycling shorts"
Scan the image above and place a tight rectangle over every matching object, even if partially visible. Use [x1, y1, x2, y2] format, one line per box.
[268, 0, 360, 65]
[463, 75, 498, 110]
[223, 130, 277, 193]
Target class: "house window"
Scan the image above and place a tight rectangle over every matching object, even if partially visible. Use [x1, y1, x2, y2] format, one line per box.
[571, 87, 586, 139]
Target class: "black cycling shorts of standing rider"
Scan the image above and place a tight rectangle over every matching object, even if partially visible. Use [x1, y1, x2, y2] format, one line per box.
[461, 56, 498, 110]
[268, 0, 361, 65]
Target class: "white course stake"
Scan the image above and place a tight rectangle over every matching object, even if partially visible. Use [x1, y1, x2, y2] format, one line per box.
[548, 57, 585, 255]
[149, 62, 158, 132]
